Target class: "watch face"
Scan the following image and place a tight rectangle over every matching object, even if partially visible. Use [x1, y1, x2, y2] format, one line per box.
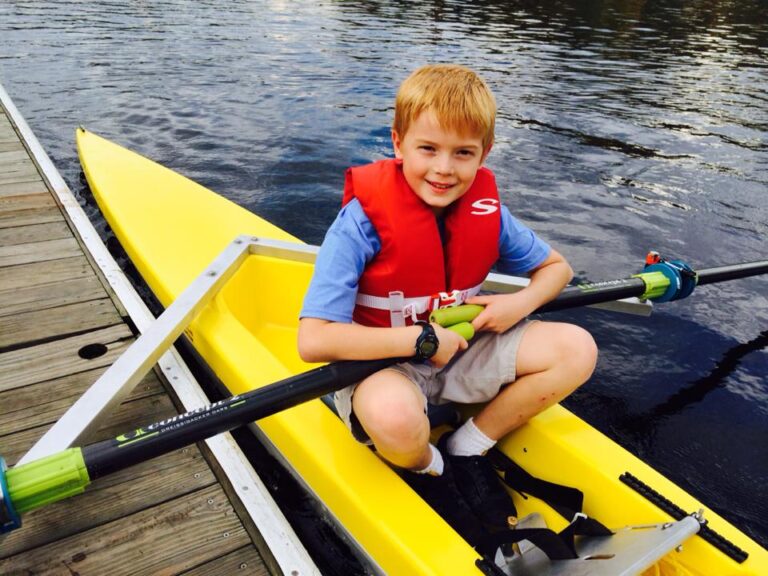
[420, 340, 437, 357]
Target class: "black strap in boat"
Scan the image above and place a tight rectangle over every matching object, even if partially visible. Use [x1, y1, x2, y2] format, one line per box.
[483, 447, 612, 559]
[488, 448, 611, 534]
[475, 510, 610, 560]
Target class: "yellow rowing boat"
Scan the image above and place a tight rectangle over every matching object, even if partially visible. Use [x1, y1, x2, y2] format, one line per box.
[77, 127, 767, 575]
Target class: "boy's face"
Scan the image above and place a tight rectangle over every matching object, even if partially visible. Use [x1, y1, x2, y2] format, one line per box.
[392, 111, 490, 215]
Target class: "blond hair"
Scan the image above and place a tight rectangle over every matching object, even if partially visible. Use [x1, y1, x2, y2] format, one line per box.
[393, 64, 496, 150]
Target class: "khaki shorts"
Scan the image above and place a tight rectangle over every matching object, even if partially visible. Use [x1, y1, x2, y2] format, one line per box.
[333, 319, 534, 444]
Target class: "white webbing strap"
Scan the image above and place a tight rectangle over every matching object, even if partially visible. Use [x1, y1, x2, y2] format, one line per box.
[355, 284, 484, 326]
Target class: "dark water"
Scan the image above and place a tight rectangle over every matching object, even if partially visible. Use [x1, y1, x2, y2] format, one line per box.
[2, 0, 766, 552]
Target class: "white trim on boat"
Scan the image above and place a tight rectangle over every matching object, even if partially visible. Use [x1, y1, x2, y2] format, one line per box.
[0, 82, 320, 576]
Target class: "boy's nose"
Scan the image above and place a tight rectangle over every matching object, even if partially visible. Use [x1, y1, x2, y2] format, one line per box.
[434, 154, 454, 175]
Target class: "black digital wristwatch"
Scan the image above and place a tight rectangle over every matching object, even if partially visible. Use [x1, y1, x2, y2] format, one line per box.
[414, 321, 439, 361]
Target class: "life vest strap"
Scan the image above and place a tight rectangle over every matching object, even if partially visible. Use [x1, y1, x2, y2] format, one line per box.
[355, 284, 484, 326]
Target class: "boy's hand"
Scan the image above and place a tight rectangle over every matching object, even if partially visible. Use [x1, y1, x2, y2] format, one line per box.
[430, 323, 469, 367]
[466, 292, 535, 334]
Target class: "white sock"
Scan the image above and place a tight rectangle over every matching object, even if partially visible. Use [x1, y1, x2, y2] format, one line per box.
[414, 444, 444, 476]
[447, 417, 496, 457]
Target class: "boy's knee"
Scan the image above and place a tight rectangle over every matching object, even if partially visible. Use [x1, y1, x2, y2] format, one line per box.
[353, 377, 427, 441]
[557, 324, 598, 382]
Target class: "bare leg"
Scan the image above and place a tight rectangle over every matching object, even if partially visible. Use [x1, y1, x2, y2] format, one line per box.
[352, 369, 432, 470]
[473, 321, 597, 440]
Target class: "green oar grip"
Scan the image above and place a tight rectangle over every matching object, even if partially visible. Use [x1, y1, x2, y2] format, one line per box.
[430, 305, 484, 341]
[5, 447, 90, 514]
[429, 304, 484, 328]
[445, 321, 475, 341]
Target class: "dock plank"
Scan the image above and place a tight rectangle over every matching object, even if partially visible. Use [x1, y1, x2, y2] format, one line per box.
[0, 192, 62, 229]
[0, 135, 21, 146]
[0, 190, 52, 212]
[0, 274, 104, 317]
[0, 126, 18, 142]
[0, 236, 82, 266]
[0, 140, 25, 153]
[0, 113, 15, 130]
[0, 484, 251, 576]
[0, 116, 17, 131]
[0, 324, 133, 393]
[0, 220, 72, 246]
[0, 179, 48, 198]
[0, 255, 92, 291]
[0, 163, 40, 185]
[0, 205, 63, 228]
[0, 297, 123, 349]
[0, 133, 21, 145]
[0, 148, 31, 165]
[0, 368, 163, 436]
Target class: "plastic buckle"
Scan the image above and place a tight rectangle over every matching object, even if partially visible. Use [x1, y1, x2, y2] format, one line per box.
[403, 303, 419, 323]
[431, 289, 462, 310]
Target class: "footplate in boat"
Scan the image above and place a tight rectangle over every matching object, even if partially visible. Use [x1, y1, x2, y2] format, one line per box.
[494, 514, 700, 576]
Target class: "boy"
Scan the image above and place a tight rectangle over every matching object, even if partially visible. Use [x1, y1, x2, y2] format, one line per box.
[298, 64, 597, 545]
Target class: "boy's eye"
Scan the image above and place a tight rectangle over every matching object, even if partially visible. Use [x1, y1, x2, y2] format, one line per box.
[418, 145, 435, 152]
[457, 149, 475, 157]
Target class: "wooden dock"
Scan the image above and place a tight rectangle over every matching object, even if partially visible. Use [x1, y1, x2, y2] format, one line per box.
[0, 94, 310, 574]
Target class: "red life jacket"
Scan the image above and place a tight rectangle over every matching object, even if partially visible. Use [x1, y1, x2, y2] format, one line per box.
[342, 159, 501, 327]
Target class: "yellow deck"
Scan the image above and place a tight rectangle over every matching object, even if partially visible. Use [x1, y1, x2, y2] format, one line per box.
[77, 128, 767, 575]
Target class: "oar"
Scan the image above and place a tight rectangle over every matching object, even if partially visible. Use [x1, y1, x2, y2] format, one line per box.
[431, 259, 768, 338]
[0, 357, 398, 534]
[1, 257, 766, 533]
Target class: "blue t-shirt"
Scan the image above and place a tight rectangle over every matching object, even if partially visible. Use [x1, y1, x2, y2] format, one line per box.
[300, 198, 550, 323]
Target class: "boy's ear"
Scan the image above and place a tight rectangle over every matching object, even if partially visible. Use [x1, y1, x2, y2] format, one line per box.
[391, 129, 403, 159]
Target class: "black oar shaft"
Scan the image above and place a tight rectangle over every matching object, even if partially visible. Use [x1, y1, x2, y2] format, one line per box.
[82, 358, 397, 480]
[537, 278, 647, 313]
[697, 261, 768, 286]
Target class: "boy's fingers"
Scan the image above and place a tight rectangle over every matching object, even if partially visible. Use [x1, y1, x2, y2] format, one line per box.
[465, 295, 491, 305]
[471, 309, 490, 331]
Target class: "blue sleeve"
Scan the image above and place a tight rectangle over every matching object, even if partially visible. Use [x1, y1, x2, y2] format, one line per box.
[495, 206, 551, 275]
[300, 198, 381, 323]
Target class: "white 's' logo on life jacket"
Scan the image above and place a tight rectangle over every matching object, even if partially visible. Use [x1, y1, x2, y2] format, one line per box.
[470, 198, 499, 215]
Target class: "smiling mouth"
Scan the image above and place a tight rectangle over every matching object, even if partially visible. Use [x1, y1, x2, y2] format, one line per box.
[427, 180, 455, 191]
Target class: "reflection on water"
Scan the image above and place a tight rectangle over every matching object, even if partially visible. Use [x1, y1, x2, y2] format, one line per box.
[1, 0, 766, 552]
[646, 329, 768, 421]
